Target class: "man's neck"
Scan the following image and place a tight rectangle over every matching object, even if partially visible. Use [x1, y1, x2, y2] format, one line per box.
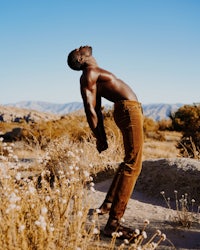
[86, 56, 98, 67]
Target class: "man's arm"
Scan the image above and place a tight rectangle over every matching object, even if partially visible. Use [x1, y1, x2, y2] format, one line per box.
[95, 97, 108, 152]
[80, 71, 108, 152]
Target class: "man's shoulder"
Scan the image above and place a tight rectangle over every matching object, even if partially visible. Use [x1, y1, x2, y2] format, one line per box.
[81, 67, 100, 81]
[80, 70, 97, 88]
[84, 66, 100, 74]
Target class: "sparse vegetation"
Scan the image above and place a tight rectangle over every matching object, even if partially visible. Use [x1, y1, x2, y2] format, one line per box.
[161, 190, 200, 228]
[171, 104, 200, 158]
[0, 108, 199, 249]
[0, 133, 177, 250]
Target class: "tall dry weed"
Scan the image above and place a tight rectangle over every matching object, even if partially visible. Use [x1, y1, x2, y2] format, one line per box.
[0, 131, 175, 249]
[0, 113, 181, 250]
[0, 138, 99, 250]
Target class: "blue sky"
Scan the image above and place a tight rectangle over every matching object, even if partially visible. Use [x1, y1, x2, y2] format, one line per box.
[0, 0, 199, 105]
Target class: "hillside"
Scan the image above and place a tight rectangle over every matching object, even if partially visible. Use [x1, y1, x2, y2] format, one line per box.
[4, 101, 185, 121]
[142, 103, 183, 121]
[0, 105, 59, 122]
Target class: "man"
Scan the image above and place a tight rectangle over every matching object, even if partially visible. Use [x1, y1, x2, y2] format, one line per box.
[67, 46, 144, 239]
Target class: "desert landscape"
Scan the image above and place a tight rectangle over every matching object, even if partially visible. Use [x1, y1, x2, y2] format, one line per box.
[0, 105, 199, 250]
[90, 158, 200, 250]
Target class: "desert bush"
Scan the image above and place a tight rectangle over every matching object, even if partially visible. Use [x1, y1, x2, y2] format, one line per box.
[158, 119, 172, 131]
[143, 117, 165, 141]
[170, 104, 200, 158]
[143, 117, 158, 133]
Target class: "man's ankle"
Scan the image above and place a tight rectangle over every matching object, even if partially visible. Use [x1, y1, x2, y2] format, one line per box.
[105, 217, 119, 228]
[99, 201, 112, 213]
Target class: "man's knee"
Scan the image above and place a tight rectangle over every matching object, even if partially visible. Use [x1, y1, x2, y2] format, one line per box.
[120, 162, 142, 176]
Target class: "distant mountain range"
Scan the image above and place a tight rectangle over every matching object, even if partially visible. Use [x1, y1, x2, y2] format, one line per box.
[6, 101, 83, 115]
[4, 101, 185, 121]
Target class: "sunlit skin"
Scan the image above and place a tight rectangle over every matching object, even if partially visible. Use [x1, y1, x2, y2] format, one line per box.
[69, 46, 138, 152]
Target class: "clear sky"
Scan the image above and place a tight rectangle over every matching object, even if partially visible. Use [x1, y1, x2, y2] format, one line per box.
[0, 0, 199, 105]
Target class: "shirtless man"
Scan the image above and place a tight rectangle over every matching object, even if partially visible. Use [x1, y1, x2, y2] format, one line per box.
[67, 46, 144, 239]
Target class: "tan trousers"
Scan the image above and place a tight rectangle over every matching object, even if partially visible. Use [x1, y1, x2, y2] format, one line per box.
[105, 100, 144, 221]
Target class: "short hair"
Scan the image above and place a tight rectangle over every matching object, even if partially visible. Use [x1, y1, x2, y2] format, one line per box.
[67, 49, 83, 71]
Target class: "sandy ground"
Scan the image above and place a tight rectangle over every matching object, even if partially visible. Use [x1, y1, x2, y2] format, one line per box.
[87, 159, 200, 250]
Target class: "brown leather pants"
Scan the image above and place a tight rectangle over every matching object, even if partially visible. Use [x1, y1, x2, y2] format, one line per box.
[105, 100, 144, 221]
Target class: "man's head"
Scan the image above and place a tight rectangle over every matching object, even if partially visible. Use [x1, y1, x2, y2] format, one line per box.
[67, 46, 92, 71]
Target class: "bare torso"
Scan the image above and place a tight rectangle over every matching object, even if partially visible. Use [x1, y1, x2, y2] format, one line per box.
[81, 66, 138, 103]
[69, 46, 138, 150]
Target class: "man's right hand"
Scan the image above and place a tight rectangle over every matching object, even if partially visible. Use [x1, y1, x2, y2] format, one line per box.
[96, 139, 108, 153]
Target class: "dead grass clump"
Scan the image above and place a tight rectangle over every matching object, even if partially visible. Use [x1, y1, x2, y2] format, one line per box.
[161, 190, 200, 228]
[38, 129, 123, 183]
[177, 136, 200, 160]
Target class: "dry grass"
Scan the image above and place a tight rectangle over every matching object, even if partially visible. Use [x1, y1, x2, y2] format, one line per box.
[0, 129, 181, 250]
[0, 113, 186, 250]
[0, 138, 97, 250]
[161, 190, 199, 228]
[143, 132, 181, 160]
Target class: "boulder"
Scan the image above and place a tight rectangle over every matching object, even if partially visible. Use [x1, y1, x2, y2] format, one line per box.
[136, 158, 200, 204]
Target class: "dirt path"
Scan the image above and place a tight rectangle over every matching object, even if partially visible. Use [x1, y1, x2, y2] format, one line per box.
[87, 178, 200, 250]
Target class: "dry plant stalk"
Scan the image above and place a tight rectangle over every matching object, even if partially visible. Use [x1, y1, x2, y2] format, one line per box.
[160, 190, 199, 228]
[0, 135, 172, 250]
[0, 138, 98, 250]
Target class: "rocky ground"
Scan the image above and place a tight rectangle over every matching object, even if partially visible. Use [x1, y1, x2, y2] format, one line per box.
[87, 158, 200, 250]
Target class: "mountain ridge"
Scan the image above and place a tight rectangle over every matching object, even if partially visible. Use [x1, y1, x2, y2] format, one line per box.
[4, 101, 184, 121]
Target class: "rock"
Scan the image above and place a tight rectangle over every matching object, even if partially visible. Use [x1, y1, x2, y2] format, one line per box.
[136, 158, 200, 204]
[0, 127, 29, 142]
